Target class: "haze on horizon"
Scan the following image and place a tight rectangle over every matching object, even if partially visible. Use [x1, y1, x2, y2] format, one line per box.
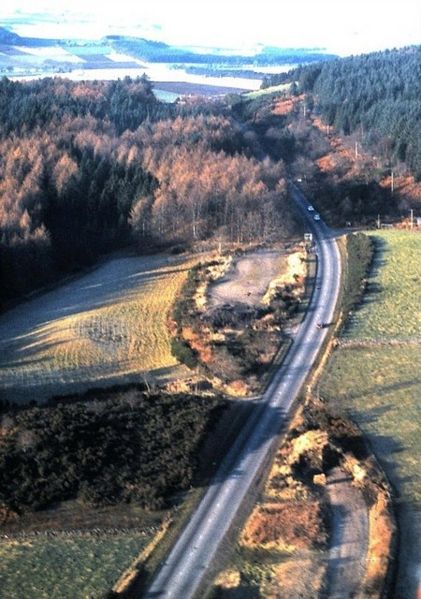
[1, 0, 420, 56]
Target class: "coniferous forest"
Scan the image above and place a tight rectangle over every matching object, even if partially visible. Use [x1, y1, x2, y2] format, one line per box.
[265, 46, 421, 179]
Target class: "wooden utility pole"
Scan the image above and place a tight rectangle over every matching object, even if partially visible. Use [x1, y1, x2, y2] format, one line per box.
[410, 209, 414, 229]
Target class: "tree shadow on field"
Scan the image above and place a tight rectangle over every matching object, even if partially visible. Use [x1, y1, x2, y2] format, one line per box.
[0, 254, 189, 398]
[0, 363, 182, 405]
[0, 253, 188, 344]
[343, 377, 421, 402]
[354, 236, 389, 311]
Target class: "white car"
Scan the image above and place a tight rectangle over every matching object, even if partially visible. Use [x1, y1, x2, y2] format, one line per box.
[314, 213, 321, 221]
[307, 205, 315, 211]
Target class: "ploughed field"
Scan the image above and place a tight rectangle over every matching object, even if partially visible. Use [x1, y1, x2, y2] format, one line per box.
[0, 253, 194, 402]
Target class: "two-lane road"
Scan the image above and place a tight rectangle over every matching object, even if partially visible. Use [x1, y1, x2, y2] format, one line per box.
[145, 183, 342, 598]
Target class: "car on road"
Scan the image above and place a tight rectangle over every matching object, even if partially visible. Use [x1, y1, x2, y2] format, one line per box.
[314, 213, 321, 221]
[307, 205, 315, 211]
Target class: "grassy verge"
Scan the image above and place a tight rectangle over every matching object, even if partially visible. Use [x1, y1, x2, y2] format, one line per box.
[343, 231, 420, 339]
[320, 230, 421, 598]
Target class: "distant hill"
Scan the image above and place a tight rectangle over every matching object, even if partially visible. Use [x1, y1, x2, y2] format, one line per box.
[0, 29, 337, 79]
[106, 36, 336, 65]
[0, 26, 21, 45]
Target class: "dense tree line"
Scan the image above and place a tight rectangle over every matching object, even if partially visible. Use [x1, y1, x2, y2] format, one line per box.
[0, 77, 294, 306]
[129, 115, 291, 245]
[0, 75, 167, 135]
[265, 46, 421, 179]
[0, 388, 223, 512]
[0, 117, 157, 300]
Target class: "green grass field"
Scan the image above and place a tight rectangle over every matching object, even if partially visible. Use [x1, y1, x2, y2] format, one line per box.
[0, 534, 152, 599]
[0, 253, 196, 402]
[321, 230, 421, 598]
[343, 231, 421, 340]
[243, 82, 290, 99]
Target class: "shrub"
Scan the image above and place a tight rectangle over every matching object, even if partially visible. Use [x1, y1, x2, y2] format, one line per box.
[0, 388, 220, 513]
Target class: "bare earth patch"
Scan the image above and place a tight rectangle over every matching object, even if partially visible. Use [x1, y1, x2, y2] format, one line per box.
[241, 500, 324, 552]
[272, 94, 303, 116]
[208, 249, 288, 308]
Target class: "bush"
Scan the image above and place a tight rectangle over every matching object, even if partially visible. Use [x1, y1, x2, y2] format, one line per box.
[170, 338, 199, 369]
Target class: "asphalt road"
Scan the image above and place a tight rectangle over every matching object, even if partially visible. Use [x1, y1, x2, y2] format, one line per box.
[144, 182, 342, 599]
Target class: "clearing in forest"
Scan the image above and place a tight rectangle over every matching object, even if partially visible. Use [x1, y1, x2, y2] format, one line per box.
[0, 253, 195, 402]
[321, 230, 421, 599]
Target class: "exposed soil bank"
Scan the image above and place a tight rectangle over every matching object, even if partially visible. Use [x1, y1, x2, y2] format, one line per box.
[172, 246, 305, 396]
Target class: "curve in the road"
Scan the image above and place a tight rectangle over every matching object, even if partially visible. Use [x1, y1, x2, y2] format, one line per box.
[144, 182, 342, 599]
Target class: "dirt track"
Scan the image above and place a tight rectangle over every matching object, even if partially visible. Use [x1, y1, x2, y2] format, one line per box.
[325, 467, 369, 598]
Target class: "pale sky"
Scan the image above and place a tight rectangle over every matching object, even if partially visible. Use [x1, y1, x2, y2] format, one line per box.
[1, 0, 420, 55]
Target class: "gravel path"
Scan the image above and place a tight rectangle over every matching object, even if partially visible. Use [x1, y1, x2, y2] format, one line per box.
[325, 467, 369, 598]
